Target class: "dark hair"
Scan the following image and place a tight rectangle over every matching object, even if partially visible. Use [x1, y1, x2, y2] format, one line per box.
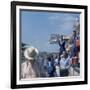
[73, 30, 76, 32]
[55, 55, 58, 59]
[63, 52, 68, 58]
[47, 56, 51, 61]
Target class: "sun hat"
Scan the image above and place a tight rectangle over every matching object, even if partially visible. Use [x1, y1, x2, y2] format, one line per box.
[24, 46, 39, 60]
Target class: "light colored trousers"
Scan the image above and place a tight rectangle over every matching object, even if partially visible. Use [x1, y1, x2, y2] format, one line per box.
[55, 66, 60, 77]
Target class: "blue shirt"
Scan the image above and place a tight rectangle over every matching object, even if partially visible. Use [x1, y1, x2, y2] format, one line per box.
[47, 61, 54, 73]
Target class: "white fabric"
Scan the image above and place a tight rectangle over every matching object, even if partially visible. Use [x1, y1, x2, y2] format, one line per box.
[55, 66, 60, 77]
[21, 61, 40, 79]
[60, 56, 72, 69]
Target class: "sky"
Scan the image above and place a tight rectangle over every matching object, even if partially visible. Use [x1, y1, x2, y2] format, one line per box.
[21, 10, 80, 52]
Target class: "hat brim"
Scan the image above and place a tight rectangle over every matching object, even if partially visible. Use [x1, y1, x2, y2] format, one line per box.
[24, 46, 39, 60]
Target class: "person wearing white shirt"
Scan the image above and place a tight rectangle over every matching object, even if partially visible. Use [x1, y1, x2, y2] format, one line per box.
[60, 51, 72, 77]
[54, 56, 60, 77]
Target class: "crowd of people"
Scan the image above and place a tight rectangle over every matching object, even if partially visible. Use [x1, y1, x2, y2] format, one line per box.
[21, 30, 80, 79]
[37, 30, 80, 77]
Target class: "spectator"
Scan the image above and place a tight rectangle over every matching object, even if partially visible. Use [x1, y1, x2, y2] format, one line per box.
[54, 56, 60, 77]
[71, 31, 78, 57]
[58, 35, 66, 59]
[60, 51, 72, 77]
[46, 56, 55, 77]
[21, 46, 40, 78]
